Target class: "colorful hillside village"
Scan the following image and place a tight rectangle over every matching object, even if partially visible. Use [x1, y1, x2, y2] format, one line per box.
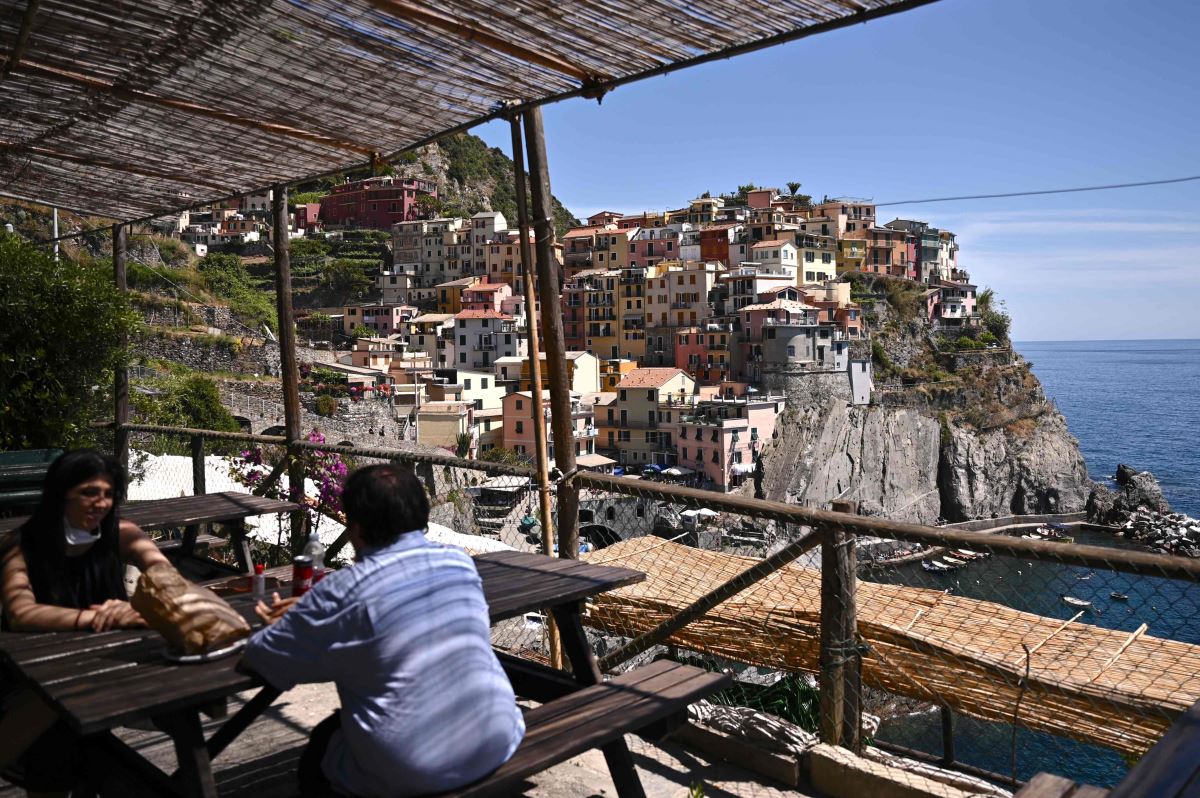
[280, 180, 977, 492]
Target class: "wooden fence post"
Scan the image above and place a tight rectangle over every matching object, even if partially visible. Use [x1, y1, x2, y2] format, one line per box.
[271, 185, 306, 549]
[190, 435, 206, 496]
[821, 500, 861, 752]
[112, 224, 129, 467]
[522, 106, 579, 560]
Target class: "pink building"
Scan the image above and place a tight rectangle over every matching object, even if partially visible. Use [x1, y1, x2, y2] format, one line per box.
[342, 302, 412, 336]
[666, 395, 784, 491]
[461, 282, 512, 313]
[629, 228, 680, 271]
[502, 390, 596, 462]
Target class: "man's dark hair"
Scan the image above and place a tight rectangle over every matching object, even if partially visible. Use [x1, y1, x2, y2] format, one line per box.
[341, 464, 430, 548]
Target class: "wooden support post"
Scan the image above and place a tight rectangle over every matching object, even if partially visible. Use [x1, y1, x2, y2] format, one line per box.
[112, 224, 129, 468]
[941, 705, 955, 765]
[271, 185, 306, 550]
[190, 435, 206, 496]
[522, 106, 580, 560]
[510, 115, 561, 668]
[821, 500, 861, 752]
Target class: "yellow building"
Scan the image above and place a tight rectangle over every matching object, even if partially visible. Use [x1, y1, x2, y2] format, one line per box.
[600, 358, 639, 391]
[434, 276, 480, 314]
[583, 269, 620, 360]
[836, 238, 867, 275]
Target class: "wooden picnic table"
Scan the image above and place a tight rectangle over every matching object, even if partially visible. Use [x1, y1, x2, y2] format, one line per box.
[0, 550, 649, 798]
[0, 492, 299, 576]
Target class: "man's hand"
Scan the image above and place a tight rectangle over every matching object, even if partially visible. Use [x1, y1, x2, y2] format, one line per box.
[88, 599, 145, 631]
[255, 592, 301, 626]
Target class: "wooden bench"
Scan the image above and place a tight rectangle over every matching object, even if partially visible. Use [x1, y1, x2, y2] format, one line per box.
[438, 659, 731, 797]
[0, 449, 60, 517]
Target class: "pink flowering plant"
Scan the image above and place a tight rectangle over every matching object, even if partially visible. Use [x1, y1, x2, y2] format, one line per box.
[229, 430, 351, 561]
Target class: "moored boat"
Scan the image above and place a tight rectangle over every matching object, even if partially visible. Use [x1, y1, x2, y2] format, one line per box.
[1062, 595, 1092, 609]
[1110, 591, 1129, 601]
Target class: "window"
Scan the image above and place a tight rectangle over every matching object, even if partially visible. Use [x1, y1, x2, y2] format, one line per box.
[619, 390, 627, 401]
[646, 390, 654, 401]
[822, 253, 832, 264]
[606, 507, 615, 521]
[805, 251, 815, 263]
[787, 345, 796, 357]
[459, 352, 466, 363]
[482, 378, 489, 389]
[515, 421, 524, 433]
[712, 450, 719, 463]
[464, 379, 472, 390]
[681, 447, 688, 460]
[459, 335, 466, 346]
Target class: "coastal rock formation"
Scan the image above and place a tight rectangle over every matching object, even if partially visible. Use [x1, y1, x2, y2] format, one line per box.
[761, 355, 1093, 524]
[940, 411, 1092, 520]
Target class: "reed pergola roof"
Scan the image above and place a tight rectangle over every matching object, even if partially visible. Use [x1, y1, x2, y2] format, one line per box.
[0, 0, 934, 223]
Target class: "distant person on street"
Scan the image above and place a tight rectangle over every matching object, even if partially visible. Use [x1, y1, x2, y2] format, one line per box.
[242, 464, 524, 797]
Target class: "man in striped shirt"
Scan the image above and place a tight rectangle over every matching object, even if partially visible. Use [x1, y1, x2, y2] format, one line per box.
[242, 465, 525, 797]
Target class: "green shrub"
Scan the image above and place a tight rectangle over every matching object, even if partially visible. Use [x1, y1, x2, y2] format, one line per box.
[871, 340, 893, 373]
[0, 237, 140, 448]
[315, 395, 338, 417]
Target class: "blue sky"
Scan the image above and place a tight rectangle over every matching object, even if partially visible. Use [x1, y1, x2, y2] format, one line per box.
[472, 0, 1200, 341]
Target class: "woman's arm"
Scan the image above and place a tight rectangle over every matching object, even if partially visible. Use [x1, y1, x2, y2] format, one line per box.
[119, 520, 170, 571]
[1, 543, 94, 632]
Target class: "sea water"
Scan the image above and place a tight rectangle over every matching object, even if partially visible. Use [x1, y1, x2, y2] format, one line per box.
[1019, 339, 1200, 517]
[873, 339, 1200, 787]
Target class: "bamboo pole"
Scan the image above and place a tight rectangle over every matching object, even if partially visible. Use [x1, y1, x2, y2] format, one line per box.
[1013, 610, 1083, 665]
[521, 107, 580, 560]
[271, 186, 306, 549]
[112, 223, 129, 468]
[1088, 623, 1148, 684]
[509, 115, 561, 669]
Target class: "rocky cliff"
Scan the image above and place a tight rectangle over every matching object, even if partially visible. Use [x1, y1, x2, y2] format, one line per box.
[759, 278, 1093, 524]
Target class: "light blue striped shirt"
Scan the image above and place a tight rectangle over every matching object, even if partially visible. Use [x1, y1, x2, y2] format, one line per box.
[242, 531, 525, 797]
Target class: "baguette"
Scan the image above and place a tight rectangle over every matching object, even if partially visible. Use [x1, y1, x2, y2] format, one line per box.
[131, 563, 251, 655]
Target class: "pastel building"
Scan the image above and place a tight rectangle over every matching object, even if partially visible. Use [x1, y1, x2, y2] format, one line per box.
[404, 313, 455, 366]
[502, 391, 596, 462]
[451, 310, 526, 370]
[341, 302, 412, 336]
[668, 395, 784, 491]
[607, 368, 696, 466]
[749, 240, 799, 277]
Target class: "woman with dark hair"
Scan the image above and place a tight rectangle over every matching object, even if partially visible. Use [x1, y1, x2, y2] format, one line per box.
[0, 449, 172, 795]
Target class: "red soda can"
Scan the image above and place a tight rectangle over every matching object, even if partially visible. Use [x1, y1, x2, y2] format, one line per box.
[291, 555, 314, 597]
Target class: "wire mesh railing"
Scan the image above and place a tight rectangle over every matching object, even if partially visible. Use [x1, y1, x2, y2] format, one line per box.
[111, 423, 1200, 791]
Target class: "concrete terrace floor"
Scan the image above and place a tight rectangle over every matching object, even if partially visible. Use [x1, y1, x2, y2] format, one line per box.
[0, 683, 825, 798]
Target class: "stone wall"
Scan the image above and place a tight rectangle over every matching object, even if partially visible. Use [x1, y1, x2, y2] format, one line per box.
[139, 330, 281, 377]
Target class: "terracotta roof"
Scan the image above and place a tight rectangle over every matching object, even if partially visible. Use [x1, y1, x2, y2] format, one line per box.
[409, 313, 454, 323]
[563, 225, 615, 238]
[465, 283, 508, 292]
[616, 367, 691, 390]
[454, 309, 511, 320]
[751, 239, 792, 249]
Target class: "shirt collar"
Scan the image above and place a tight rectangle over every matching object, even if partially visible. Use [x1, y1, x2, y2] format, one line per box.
[356, 529, 429, 561]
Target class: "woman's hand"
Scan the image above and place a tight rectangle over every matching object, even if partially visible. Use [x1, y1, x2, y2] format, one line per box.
[88, 599, 145, 631]
[254, 592, 300, 626]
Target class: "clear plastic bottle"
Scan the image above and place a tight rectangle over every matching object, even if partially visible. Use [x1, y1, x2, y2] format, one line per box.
[302, 531, 326, 583]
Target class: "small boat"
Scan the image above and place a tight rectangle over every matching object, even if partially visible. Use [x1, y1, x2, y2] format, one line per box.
[1062, 595, 1092, 609]
[1110, 591, 1129, 601]
[936, 559, 964, 571]
[1076, 572, 1094, 581]
[953, 549, 983, 561]
[922, 559, 952, 573]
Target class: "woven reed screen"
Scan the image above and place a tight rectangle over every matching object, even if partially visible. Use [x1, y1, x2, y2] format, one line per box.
[583, 537, 1200, 757]
[1, 0, 924, 220]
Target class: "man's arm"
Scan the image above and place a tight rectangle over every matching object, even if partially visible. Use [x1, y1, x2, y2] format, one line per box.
[240, 581, 373, 691]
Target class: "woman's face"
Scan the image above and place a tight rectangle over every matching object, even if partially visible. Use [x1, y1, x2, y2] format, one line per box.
[63, 475, 116, 531]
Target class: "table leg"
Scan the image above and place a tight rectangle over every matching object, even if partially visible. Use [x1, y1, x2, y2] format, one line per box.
[162, 709, 218, 798]
[181, 524, 200, 558]
[222, 520, 254, 573]
[551, 603, 647, 798]
[205, 685, 281, 760]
